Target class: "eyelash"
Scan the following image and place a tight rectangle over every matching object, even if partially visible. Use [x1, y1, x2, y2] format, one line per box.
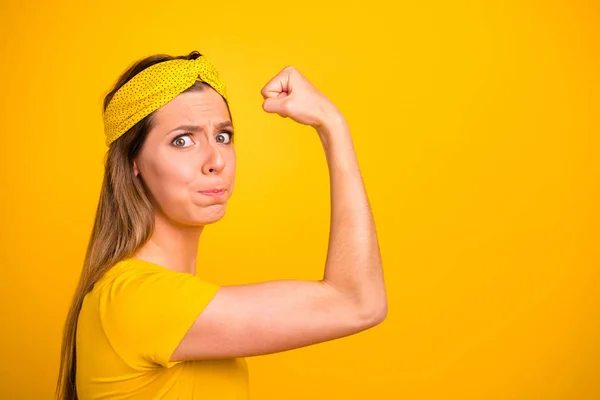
[172, 130, 234, 147]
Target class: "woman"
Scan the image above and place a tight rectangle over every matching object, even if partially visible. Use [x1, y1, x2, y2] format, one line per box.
[56, 50, 387, 399]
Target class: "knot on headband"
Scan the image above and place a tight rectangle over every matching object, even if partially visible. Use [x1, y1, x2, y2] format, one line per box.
[103, 56, 228, 147]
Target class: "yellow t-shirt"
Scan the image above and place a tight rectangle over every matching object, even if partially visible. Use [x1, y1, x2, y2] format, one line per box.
[75, 258, 250, 399]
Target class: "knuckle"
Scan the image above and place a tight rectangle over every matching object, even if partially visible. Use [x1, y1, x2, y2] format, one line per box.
[283, 99, 294, 112]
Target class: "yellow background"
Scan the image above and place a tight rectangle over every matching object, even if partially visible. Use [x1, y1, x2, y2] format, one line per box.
[1, 0, 598, 398]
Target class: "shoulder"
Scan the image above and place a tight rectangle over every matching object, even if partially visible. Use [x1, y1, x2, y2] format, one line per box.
[89, 258, 221, 368]
[94, 258, 173, 290]
[93, 258, 220, 310]
[88, 259, 170, 311]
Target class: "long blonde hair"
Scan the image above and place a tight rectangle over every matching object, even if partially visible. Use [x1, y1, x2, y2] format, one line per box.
[55, 50, 231, 400]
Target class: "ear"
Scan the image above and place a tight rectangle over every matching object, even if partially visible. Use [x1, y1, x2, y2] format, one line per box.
[133, 160, 139, 177]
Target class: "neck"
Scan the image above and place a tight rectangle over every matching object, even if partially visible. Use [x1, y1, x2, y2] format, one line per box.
[131, 212, 204, 275]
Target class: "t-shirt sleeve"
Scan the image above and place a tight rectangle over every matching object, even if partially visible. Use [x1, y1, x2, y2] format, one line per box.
[98, 266, 221, 370]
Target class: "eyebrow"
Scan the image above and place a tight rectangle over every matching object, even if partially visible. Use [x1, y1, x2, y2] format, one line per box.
[168, 121, 233, 134]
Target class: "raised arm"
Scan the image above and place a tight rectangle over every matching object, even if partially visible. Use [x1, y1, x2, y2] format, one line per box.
[170, 66, 387, 361]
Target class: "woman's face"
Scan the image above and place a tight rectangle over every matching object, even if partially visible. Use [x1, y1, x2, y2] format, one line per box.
[133, 87, 236, 226]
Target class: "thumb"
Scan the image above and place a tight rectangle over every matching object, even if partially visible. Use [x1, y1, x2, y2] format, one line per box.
[262, 92, 291, 116]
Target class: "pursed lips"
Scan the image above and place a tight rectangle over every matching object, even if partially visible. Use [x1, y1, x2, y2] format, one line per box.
[198, 188, 227, 196]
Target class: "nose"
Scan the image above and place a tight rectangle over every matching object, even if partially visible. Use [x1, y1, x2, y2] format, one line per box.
[201, 141, 226, 175]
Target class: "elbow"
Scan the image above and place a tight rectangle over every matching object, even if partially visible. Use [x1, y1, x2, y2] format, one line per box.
[372, 300, 388, 326]
[324, 280, 388, 331]
[356, 299, 388, 329]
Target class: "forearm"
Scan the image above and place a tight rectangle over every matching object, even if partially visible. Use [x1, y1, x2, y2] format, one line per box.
[316, 112, 387, 321]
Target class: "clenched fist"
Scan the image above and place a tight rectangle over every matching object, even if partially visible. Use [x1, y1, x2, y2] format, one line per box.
[261, 66, 342, 129]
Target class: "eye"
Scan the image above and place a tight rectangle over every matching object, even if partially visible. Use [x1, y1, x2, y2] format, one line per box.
[215, 131, 234, 144]
[172, 134, 194, 148]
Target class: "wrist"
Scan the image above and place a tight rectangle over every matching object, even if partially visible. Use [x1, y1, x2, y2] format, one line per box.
[314, 108, 348, 138]
[315, 113, 355, 157]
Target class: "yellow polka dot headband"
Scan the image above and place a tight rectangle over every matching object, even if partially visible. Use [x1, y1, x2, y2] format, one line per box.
[103, 56, 228, 147]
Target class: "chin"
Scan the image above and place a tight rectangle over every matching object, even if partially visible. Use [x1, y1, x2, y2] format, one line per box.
[193, 203, 228, 225]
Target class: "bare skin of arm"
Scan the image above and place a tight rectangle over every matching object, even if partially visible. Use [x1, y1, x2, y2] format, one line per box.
[171, 67, 387, 361]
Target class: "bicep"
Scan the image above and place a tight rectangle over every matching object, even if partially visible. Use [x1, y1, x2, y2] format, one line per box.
[170, 279, 384, 361]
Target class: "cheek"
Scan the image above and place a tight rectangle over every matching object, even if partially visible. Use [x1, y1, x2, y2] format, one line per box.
[228, 153, 237, 173]
[226, 154, 236, 182]
[146, 158, 197, 204]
